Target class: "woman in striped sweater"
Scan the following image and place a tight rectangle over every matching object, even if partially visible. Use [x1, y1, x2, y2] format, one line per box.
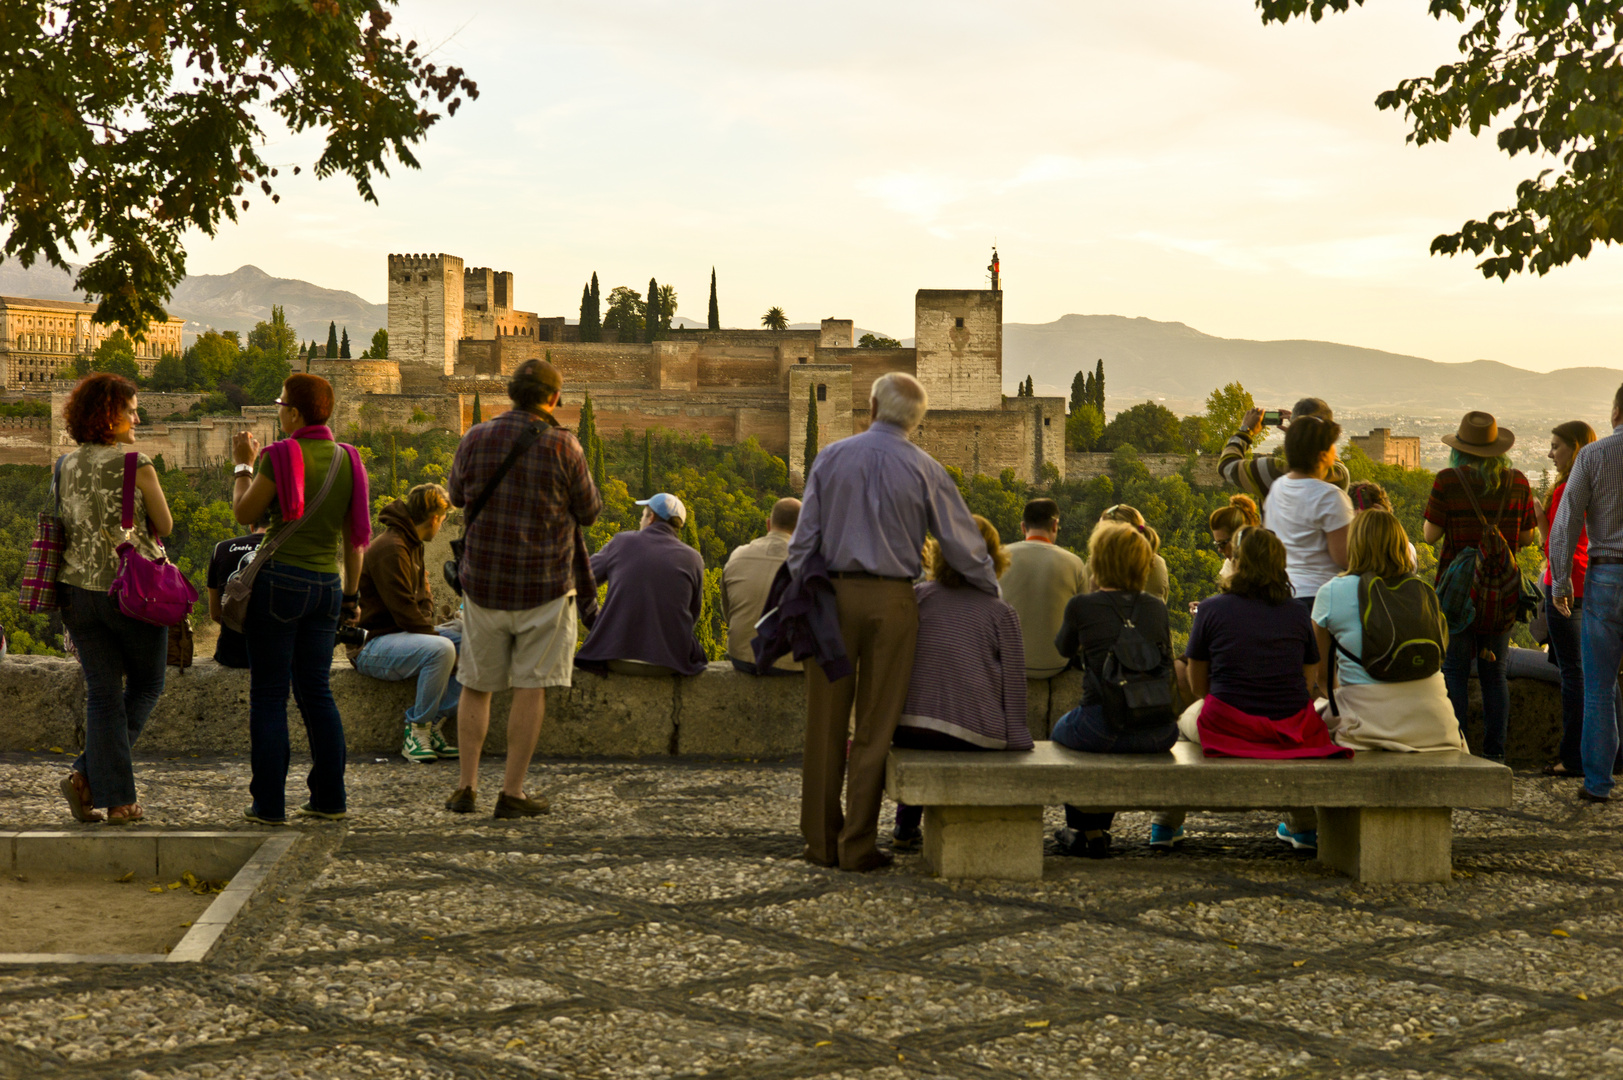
[890, 514, 1031, 851]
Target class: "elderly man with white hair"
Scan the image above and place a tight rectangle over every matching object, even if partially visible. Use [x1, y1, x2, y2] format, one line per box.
[786, 371, 998, 871]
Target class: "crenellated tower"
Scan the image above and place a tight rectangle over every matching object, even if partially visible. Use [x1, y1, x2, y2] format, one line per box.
[387, 252, 464, 376]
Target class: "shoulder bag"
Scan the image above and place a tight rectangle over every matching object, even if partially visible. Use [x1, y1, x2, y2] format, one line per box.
[109, 453, 199, 627]
[220, 448, 346, 633]
[19, 454, 68, 613]
[443, 421, 545, 596]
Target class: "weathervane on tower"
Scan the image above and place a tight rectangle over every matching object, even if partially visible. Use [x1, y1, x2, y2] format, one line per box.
[989, 246, 1001, 291]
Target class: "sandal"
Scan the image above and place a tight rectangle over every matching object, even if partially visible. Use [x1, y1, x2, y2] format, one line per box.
[60, 771, 104, 823]
[105, 803, 144, 826]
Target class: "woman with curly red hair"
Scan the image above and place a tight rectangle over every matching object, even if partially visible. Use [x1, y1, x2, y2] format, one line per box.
[56, 373, 175, 825]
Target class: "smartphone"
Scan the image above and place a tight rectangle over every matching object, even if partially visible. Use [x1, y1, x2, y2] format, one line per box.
[1261, 409, 1287, 426]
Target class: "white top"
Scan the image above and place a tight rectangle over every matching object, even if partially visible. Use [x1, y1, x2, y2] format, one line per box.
[1263, 476, 1355, 599]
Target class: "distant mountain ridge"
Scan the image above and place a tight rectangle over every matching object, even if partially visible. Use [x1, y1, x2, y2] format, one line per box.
[1004, 314, 1623, 422]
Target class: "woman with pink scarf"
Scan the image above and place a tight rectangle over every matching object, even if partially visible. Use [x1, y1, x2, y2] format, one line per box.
[230, 374, 371, 825]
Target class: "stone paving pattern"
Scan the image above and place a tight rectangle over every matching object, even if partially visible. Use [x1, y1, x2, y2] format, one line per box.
[0, 752, 1621, 1078]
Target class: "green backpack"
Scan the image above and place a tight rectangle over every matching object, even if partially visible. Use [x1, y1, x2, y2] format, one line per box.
[1332, 573, 1446, 682]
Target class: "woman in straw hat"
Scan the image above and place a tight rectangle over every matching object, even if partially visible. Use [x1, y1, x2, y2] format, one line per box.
[1422, 411, 1539, 762]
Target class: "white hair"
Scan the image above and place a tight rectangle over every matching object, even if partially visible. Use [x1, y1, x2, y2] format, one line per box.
[870, 371, 928, 431]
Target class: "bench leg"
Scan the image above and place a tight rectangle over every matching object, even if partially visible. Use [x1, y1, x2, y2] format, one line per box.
[1316, 807, 1451, 884]
[922, 805, 1043, 881]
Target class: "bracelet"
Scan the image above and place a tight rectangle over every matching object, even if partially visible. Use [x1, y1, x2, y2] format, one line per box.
[343, 593, 360, 603]
[233, 464, 253, 477]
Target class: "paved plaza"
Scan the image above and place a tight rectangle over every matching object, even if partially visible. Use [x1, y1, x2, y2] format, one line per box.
[0, 752, 1620, 1079]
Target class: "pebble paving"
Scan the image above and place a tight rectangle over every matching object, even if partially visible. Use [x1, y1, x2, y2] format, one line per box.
[0, 751, 1622, 1078]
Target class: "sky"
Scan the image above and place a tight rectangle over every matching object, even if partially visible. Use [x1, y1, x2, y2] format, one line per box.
[176, 0, 1623, 374]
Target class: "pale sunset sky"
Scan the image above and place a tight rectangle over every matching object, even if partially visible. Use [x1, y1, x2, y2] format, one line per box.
[178, 0, 1623, 374]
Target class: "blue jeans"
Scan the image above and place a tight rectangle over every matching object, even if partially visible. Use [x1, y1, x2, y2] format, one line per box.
[354, 624, 462, 726]
[1580, 564, 1623, 797]
[1050, 703, 1178, 832]
[60, 584, 167, 809]
[1442, 626, 1511, 761]
[244, 562, 346, 818]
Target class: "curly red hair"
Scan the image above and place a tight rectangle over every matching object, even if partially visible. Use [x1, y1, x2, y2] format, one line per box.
[63, 373, 137, 445]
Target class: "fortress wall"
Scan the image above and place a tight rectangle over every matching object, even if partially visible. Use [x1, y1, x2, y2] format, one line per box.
[333, 393, 463, 436]
[388, 253, 463, 375]
[814, 348, 918, 429]
[914, 290, 1002, 411]
[788, 366, 854, 486]
[687, 329, 821, 355]
[652, 342, 699, 391]
[557, 389, 791, 454]
[310, 359, 401, 395]
[542, 344, 656, 388]
[696, 348, 782, 388]
[0, 417, 49, 465]
[913, 408, 1034, 483]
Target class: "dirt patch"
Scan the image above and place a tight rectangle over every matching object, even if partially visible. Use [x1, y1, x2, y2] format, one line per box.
[0, 872, 219, 955]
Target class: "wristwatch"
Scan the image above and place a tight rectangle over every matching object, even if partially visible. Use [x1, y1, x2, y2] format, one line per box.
[233, 464, 253, 478]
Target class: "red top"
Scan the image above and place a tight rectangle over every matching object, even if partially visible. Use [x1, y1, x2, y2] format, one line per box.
[1543, 480, 1589, 599]
[1196, 694, 1352, 760]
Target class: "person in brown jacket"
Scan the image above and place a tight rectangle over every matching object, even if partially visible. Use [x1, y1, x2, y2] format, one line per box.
[349, 484, 463, 763]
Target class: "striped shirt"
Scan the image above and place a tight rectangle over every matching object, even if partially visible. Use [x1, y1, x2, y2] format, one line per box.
[1219, 429, 1350, 500]
[1551, 423, 1623, 598]
[898, 582, 1032, 750]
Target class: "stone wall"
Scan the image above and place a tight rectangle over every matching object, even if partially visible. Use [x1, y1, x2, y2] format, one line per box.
[0, 415, 49, 465]
[815, 348, 919, 426]
[787, 365, 854, 486]
[1066, 451, 1221, 486]
[914, 408, 1035, 483]
[0, 655, 1562, 765]
[542, 344, 658, 389]
[311, 358, 401, 395]
[914, 290, 1002, 410]
[387, 253, 463, 376]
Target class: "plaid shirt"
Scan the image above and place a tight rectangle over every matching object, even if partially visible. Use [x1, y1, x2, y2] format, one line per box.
[448, 408, 602, 611]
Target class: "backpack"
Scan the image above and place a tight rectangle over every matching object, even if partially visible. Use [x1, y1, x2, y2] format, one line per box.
[1455, 471, 1521, 635]
[1089, 592, 1178, 732]
[1331, 573, 1444, 682]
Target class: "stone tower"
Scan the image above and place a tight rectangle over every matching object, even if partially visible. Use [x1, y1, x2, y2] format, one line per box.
[913, 288, 1003, 411]
[387, 253, 464, 376]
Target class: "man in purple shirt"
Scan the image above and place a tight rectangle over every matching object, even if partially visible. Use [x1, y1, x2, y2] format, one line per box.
[787, 371, 997, 871]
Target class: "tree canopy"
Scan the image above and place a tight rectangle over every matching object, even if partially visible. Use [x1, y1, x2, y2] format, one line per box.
[1097, 401, 1181, 454]
[858, 332, 901, 348]
[1259, 0, 1623, 278]
[761, 306, 788, 331]
[0, 0, 477, 337]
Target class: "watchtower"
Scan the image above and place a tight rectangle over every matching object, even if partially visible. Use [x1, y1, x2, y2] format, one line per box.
[387, 253, 464, 375]
[913, 288, 1002, 411]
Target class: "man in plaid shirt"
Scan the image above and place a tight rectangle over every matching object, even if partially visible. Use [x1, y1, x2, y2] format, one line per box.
[444, 358, 601, 819]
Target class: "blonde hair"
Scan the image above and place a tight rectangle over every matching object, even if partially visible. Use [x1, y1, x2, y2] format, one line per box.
[405, 483, 451, 525]
[1087, 521, 1152, 591]
[1345, 509, 1412, 579]
[925, 514, 1009, 587]
[1100, 504, 1160, 554]
[1209, 493, 1259, 534]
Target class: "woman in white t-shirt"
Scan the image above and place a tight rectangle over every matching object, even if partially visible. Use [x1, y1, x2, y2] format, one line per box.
[1311, 510, 1465, 753]
[1263, 416, 1354, 607]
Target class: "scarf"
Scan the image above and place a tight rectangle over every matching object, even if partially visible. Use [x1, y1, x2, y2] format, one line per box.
[1196, 694, 1352, 760]
[260, 425, 372, 548]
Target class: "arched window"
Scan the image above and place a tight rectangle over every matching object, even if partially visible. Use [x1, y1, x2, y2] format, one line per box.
[816, 384, 827, 402]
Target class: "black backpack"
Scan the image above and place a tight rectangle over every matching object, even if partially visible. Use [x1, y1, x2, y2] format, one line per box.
[1089, 592, 1178, 732]
[1332, 572, 1445, 682]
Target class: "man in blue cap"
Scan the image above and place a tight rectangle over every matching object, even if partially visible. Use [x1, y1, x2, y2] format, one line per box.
[574, 492, 709, 677]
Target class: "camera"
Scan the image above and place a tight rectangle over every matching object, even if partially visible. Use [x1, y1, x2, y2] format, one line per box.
[334, 624, 369, 647]
[1261, 409, 1287, 426]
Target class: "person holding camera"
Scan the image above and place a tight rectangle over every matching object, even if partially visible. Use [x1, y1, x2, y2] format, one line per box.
[1219, 398, 1351, 501]
[347, 483, 464, 764]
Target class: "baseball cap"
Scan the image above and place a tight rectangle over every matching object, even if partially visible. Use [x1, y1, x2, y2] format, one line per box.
[636, 492, 687, 524]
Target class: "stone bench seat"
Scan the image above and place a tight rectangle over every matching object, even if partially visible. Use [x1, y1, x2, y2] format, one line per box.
[885, 740, 1513, 884]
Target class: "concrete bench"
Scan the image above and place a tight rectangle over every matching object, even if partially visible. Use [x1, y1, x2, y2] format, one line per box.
[885, 740, 1513, 884]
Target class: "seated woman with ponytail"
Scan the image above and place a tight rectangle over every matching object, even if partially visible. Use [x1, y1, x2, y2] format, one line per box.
[1311, 510, 1464, 754]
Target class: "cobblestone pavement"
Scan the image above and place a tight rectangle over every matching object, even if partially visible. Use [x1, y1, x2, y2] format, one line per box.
[1, 752, 1622, 1079]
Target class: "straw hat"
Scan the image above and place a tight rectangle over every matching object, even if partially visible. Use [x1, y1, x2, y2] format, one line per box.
[1441, 411, 1515, 457]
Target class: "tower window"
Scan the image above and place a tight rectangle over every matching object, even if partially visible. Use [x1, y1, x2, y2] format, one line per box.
[955, 317, 964, 328]
[798, 357, 807, 364]
[1044, 417, 1051, 426]
[816, 384, 827, 401]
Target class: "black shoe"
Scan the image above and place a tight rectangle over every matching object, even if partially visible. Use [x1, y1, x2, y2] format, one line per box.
[444, 787, 476, 814]
[1579, 788, 1612, 804]
[890, 827, 923, 852]
[843, 851, 895, 872]
[1055, 827, 1111, 858]
[493, 791, 551, 819]
[244, 805, 288, 827]
[297, 802, 346, 821]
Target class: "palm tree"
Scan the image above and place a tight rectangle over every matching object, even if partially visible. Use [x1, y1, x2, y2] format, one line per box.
[761, 306, 788, 331]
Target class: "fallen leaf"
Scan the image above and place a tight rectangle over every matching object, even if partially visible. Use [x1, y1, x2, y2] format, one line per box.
[115, 871, 135, 883]
[178, 922, 192, 928]
[1292, 960, 1307, 967]
[421, 935, 435, 941]
[814, 1041, 832, 1048]
[1482, 1038, 1505, 1044]
[1024, 1020, 1050, 1029]
[148, 885, 164, 894]
[63, 1013, 87, 1021]
[1552, 929, 1570, 937]
[1577, 992, 1589, 1001]
[660, 882, 677, 888]
[505, 1038, 526, 1050]
[166, 882, 182, 890]
[48, 746, 63, 754]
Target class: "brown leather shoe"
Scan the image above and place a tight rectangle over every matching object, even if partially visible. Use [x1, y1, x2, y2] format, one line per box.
[493, 791, 551, 819]
[801, 848, 837, 868]
[444, 787, 476, 814]
[842, 851, 895, 873]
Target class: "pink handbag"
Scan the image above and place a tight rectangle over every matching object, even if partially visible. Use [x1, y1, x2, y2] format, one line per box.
[108, 452, 198, 627]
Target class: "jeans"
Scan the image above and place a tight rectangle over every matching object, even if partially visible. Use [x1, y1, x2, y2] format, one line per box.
[60, 584, 167, 809]
[1543, 584, 1623, 774]
[1441, 626, 1511, 761]
[354, 624, 462, 726]
[1580, 563, 1623, 797]
[244, 562, 346, 819]
[1050, 703, 1178, 832]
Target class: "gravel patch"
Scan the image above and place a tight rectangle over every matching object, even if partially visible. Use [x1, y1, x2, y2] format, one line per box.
[957, 1015, 1301, 1079]
[929, 921, 1259, 992]
[696, 971, 1035, 1039]
[559, 856, 826, 904]
[235, 956, 570, 1021]
[1189, 972, 1527, 1049]
[137, 1044, 459, 1078]
[736, 889, 1033, 948]
[1137, 896, 1441, 949]
[302, 880, 602, 939]
[1388, 930, 1623, 996]
[503, 922, 801, 988]
[1464, 1017, 1623, 1075]
[0, 986, 299, 1063]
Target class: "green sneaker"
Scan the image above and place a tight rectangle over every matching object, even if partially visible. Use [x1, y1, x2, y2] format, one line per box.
[402, 724, 437, 764]
[429, 723, 459, 759]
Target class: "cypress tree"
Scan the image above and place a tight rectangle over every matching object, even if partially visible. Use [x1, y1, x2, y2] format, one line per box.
[707, 267, 719, 330]
[642, 429, 654, 498]
[680, 508, 700, 551]
[646, 276, 659, 342]
[1094, 359, 1105, 412]
[326, 321, 339, 359]
[1071, 370, 1086, 413]
[579, 284, 593, 341]
[803, 383, 819, 481]
[592, 428, 606, 486]
[578, 392, 598, 479]
[589, 273, 601, 341]
[1024, 375, 1034, 397]
[471, 390, 483, 425]
[339, 327, 351, 358]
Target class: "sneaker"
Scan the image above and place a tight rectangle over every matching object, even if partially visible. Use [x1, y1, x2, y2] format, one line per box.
[1148, 824, 1186, 849]
[1275, 822, 1318, 850]
[297, 802, 347, 821]
[402, 724, 437, 764]
[494, 791, 551, 819]
[444, 787, 477, 814]
[891, 826, 923, 852]
[244, 805, 288, 827]
[429, 724, 459, 760]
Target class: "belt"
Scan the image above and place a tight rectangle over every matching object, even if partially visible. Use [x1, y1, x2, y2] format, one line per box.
[829, 570, 915, 583]
[1591, 556, 1623, 567]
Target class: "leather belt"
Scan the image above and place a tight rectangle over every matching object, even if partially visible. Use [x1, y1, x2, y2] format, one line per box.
[829, 570, 915, 583]
[1591, 556, 1623, 567]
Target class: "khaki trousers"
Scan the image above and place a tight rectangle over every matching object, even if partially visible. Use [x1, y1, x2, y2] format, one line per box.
[802, 578, 920, 869]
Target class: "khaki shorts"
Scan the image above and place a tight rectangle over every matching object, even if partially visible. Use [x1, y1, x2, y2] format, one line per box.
[459, 593, 577, 692]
